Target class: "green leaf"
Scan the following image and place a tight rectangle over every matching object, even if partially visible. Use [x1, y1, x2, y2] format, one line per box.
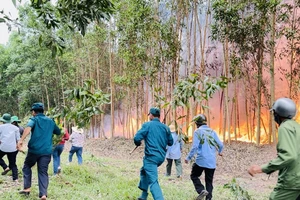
[12, 0, 17, 7]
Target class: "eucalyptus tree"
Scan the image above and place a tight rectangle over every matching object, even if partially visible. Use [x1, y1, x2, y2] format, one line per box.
[63, 25, 111, 137]
[113, 0, 181, 137]
[212, 0, 280, 144]
[277, 1, 300, 99]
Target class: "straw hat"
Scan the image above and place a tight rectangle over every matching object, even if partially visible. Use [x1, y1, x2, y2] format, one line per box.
[71, 126, 84, 134]
[169, 124, 176, 132]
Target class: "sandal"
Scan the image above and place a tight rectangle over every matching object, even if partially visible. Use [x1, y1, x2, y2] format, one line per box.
[19, 190, 30, 196]
[1, 168, 10, 175]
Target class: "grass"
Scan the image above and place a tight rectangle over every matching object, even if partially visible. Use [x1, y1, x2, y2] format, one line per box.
[0, 150, 270, 200]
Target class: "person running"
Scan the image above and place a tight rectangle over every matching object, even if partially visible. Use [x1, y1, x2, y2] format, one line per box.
[17, 102, 61, 200]
[248, 97, 300, 200]
[0, 113, 20, 182]
[185, 114, 224, 200]
[69, 126, 84, 165]
[11, 116, 24, 137]
[52, 127, 69, 175]
[134, 107, 173, 200]
[165, 124, 183, 178]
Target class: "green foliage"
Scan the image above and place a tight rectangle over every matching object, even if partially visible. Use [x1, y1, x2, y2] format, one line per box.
[114, 0, 157, 86]
[224, 178, 253, 200]
[49, 118, 64, 146]
[29, 0, 114, 36]
[212, 0, 280, 55]
[197, 129, 221, 151]
[1, 0, 114, 57]
[114, 0, 180, 89]
[63, 80, 111, 128]
[172, 74, 228, 108]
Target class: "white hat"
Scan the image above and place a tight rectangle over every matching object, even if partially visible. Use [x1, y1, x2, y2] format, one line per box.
[71, 126, 84, 134]
[169, 124, 176, 132]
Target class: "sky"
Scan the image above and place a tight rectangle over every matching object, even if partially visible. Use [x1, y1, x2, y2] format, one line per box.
[0, 0, 19, 45]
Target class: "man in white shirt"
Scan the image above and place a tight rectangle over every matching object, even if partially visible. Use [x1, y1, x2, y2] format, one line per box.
[0, 113, 20, 181]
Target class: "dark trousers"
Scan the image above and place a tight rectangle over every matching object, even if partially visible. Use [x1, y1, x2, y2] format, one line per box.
[22, 152, 51, 198]
[0, 152, 8, 170]
[166, 158, 182, 177]
[0, 150, 18, 180]
[190, 163, 215, 200]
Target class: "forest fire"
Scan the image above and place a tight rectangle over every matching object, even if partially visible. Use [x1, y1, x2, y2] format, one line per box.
[109, 103, 300, 145]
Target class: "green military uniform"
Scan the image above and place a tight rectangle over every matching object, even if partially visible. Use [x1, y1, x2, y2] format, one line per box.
[261, 119, 300, 200]
[134, 116, 173, 200]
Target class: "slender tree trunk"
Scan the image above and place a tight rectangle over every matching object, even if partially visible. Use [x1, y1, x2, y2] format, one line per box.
[288, 1, 296, 98]
[256, 34, 264, 145]
[223, 38, 231, 144]
[269, 8, 276, 144]
[109, 23, 115, 138]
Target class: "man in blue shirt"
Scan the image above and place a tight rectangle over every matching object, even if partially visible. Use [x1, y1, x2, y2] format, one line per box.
[134, 107, 173, 200]
[17, 102, 61, 200]
[185, 114, 223, 200]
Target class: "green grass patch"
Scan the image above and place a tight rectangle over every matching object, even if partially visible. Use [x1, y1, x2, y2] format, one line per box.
[0, 151, 268, 200]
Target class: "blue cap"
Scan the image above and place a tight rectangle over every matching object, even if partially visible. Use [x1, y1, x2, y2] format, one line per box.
[149, 107, 160, 116]
[30, 102, 44, 111]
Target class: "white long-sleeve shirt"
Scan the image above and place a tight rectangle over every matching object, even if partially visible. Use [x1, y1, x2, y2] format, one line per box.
[0, 123, 20, 152]
[70, 132, 84, 147]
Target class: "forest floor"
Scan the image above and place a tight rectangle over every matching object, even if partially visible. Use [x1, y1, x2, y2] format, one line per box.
[0, 137, 278, 200]
[85, 137, 278, 197]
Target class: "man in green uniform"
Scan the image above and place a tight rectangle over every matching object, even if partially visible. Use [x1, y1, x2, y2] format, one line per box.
[17, 102, 61, 200]
[134, 107, 173, 200]
[248, 97, 300, 200]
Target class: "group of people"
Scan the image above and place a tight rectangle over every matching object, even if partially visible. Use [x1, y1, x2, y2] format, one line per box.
[0, 114, 23, 182]
[133, 107, 223, 200]
[0, 102, 85, 200]
[134, 97, 300, 200]
[1, 97, 299, 200]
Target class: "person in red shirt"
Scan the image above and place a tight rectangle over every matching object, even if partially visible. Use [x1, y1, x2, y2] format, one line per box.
[52, 128, 69, 175]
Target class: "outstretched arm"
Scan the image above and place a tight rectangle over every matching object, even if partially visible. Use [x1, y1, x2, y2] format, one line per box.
[17, 127, 32, 150]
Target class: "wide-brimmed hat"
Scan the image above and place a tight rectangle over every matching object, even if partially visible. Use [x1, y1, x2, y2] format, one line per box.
[169, 124, 176, 132]
[0, 113, 12, 123]
[11, 116, 21, 123]
[71, 126, 84, 134]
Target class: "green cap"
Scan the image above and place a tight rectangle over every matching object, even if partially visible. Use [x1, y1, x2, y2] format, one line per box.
[30, 102, 44, 111]
[149, 107, 160, 116]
